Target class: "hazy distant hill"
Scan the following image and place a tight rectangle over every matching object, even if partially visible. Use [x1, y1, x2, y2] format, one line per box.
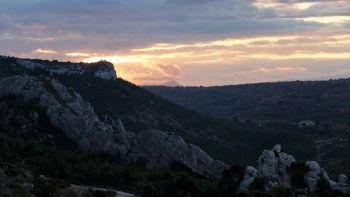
[143, 80, 182, 87]
[160, 80, 182, 87]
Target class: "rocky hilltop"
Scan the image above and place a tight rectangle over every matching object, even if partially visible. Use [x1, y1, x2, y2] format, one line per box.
[0, 74, 227, 178]
[0, 56, 117, 80]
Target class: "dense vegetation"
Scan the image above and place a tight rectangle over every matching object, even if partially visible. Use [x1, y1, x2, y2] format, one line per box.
[146, 80, 350, 124]
[1, 134, 348, 197]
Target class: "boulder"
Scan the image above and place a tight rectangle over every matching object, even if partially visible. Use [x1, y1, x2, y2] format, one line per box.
[305, 161, 322, 192]
[239, 166, 258, 191]
[333, 174, 350, 193]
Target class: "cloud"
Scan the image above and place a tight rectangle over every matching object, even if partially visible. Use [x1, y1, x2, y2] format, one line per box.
[156, 63, 182, 76]
[0, 0, 349, 85]
[258, 66, 307, 72]
[33, 48, 57, 54]
[0, 0, 326, 53]
[66, 52, 90, 57]
[166, 0, 215, 5]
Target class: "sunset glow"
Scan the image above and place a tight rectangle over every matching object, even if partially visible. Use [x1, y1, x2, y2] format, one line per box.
[1, 0, 350, 85]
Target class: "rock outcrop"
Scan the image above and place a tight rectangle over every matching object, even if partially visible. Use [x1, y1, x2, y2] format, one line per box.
[256, 144, 295, 188]
[132, 130, 228, 178]
[0, 74, 226, 178]
[305, 161, 322, 192]
[0, 75, 121, 153]
[2, 56, 117, 80]
[239, 166, 258, 191]
[92, 61, 117, 80]
[304, 161, 350, 193]
[333, 175, 350, 193]
[239, 145, 350, 194]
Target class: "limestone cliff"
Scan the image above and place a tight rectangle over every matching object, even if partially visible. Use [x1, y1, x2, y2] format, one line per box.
[1, 56, 117, 80]
[0, 74, 227, 178]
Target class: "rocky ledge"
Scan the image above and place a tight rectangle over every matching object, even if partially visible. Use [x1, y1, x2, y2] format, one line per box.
[0, 74, 227, 178]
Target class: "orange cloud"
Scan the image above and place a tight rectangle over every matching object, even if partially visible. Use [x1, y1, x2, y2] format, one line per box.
[294, 16, 350, 24]
[156, 63, 181, 77]
[55, 29, 350, 85]
[258, 66, 307, 73]
[33, 48, 57, 54]
[65, 52, 90, 57]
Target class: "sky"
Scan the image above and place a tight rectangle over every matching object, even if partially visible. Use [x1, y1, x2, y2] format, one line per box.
[0, 0, 350, 86]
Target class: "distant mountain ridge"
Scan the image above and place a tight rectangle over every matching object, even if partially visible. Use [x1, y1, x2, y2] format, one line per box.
[146, 78, 350, 125]
[160, 80, 182, 87]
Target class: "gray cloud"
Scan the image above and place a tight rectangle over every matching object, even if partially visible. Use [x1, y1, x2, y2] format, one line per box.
[0, 0, 330, 54]
[0, 0, 349, 86]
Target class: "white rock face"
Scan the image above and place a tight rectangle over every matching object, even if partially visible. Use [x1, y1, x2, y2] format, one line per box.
[257, 144, 295, 186]
[0, 75, 119, 153]
[93, 62, 117, 80]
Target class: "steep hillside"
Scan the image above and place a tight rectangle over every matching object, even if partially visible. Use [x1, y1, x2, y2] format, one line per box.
[0, 91, 216, 197]
[1, 56, 350, 196]
[0, 56, 318, 168]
